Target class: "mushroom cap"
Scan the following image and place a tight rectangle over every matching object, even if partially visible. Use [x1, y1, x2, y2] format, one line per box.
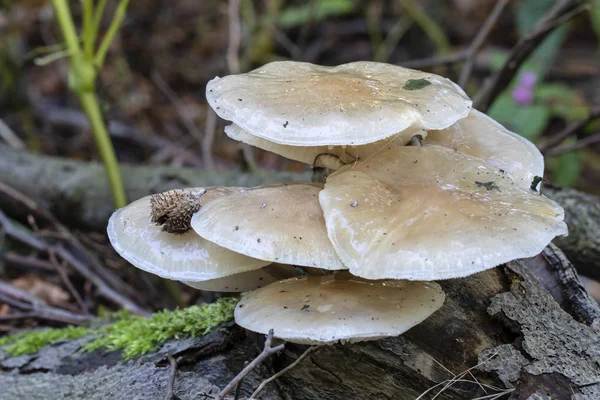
[207, 61, 472, 146]
[319, 145, 567, 280]
[225, 123, 425, 166]
[425, 109, 544, 187]
[107, 188, 269, 281]
[182, 264, 299, 292]
[191, 183, 345, 270]
[234, 272, 445, 344]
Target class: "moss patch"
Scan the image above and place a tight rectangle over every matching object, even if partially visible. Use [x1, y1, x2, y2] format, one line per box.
[0, 298, 237, 360]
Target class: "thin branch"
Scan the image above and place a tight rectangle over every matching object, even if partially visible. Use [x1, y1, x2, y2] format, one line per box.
[545, 131, 600, 157]
[203, 106, 217, 169]
[163, 353, 179, 400]
[49, 251, 89, 314]
[250, 345, 322, 399]
[0, 184, 149, 316]
[540, 105, 600, 153]
[216, 329, 285, 400]
[227, 0, 242, 75]
[474, 0, 589, 112]
[0, 118, 25, 149]
[151, 70, 205, 146]
[458, 0, 510, 88]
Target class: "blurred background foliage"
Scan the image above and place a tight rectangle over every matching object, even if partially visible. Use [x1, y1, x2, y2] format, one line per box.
[0, 0, 599, 192]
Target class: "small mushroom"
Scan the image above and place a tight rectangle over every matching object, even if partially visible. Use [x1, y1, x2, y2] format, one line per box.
[107, 188, 269, 281]
[234, 272, 445, 344]
[425, 109, 544, 187]
[319, 145, 567, 280]
[191, 182, 345, 270]
[208, 61, 471, 146]
[182, 264, 299, 292]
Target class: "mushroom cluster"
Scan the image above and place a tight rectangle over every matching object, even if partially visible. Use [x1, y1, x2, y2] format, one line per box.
[108, 61, 567, 345]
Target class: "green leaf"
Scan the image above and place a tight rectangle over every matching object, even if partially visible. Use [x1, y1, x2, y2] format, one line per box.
[589, 0, 600, 50]
[403, 78, 431, 90]
[488, 94, 551, 140]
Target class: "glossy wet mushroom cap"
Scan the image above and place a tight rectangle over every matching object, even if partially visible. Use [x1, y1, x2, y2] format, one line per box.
[191, 183, 345, 270]
[208, 61, 472, 146]
[107, 188, 269, 281]
[425, 109, 544, 187]
[319, 145, 567, 280]
[234, 272, 445, 344]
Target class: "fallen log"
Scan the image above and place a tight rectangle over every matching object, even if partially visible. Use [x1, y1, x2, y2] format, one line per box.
[1, 249, 598, 399]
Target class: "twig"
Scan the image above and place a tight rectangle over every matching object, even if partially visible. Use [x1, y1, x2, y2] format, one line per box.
[540, 105, 600, 153]
[0, 118, 25, 149]
[0, 182, 149, 316]
[203, 106, 216, 169]
[163, 353, 179, 400]
[250, 345, 321, 399]
[0, 200, 148, 316]
[458, 0, 510, 88]
[226, 0, 242, 75]
[545, 131, 600, 157]
[400, 51, 468, 69]
[0, 281, 92, 325]
[3, 252, 55, 273]
[474, 0, 589, 112]
[216, 329, 285, 400]
[48, 251, 89, 314]
[151, 70, 205, 146]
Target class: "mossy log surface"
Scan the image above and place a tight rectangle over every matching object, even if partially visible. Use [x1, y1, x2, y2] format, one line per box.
[1, 144, 599, 279]
[1, 255, 599, 400]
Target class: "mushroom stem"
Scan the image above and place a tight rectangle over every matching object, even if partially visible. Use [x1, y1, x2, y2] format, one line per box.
[215, 329, 285, 400]
[408, 134, 424, 147]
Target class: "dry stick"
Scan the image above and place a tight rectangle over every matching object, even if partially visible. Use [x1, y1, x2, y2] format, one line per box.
[458, 0, 510, 88]
[151, 70, 205, 146]
[226, 0, 257, 170]
[0, 281, 92, 325]
[0, 182, 149, 316]
[3, 252, 55, 272]
[473, 0, 589, 112]
[203, 106, 217, 169]
[163, 353, 179, 400]
[249, 345, 322, 400]
[545, 131, 600, 157]
[48, 251, 89, 314]
[216, 329, 285, 400]
[540, 105, 600, 153]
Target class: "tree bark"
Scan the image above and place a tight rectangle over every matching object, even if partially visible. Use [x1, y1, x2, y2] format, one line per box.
[1, 251, 599, 400]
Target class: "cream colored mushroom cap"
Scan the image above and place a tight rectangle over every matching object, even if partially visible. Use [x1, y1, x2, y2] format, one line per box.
[225, 123, 425, 166]
[182, 264, 299, 292]
[207, 61, 472, 146]
[107, 188, 269, 281]
[425, 109, 544, 187]
[191, 183, 345, 270]
[319, 145, 567, 281]
[234, 272, 445, 344]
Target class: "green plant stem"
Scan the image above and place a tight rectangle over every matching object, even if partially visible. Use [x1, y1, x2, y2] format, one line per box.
[82, 0, 94, 59]
[79, 91, 127, 208]
[51, 0, 128, 208]
[96, 0, 130, 68]
[52, 0, 82, 54]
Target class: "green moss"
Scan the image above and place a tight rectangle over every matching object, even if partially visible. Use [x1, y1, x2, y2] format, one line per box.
[0, 326, 93, 356]
[0, 298, 237, 360]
